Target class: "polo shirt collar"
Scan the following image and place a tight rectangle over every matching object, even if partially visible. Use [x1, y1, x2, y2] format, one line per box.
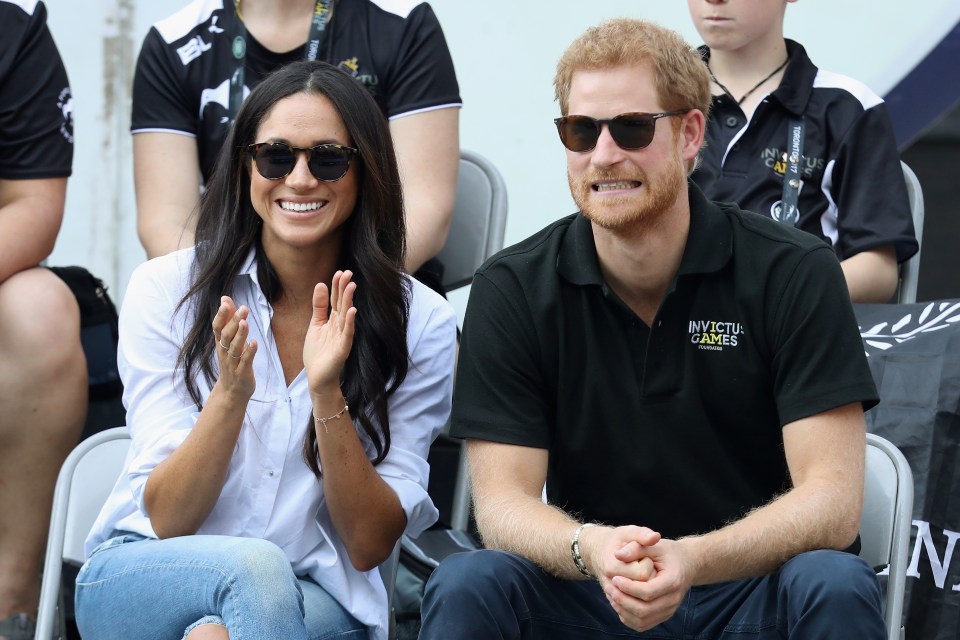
[698, 39, 817, 117]
[556, 182, 732, 287]
[677, 181, 733, 276]
[770, 39, 818, 117]
[557, 212, 605, 286]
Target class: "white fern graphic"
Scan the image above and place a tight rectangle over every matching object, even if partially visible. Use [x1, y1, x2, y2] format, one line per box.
[860, 301, 960, 354]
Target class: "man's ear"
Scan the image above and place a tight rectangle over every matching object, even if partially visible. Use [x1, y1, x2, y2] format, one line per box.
[679, 109, 706, 167]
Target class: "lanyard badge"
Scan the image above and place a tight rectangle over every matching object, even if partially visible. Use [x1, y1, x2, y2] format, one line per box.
[228, 0, 334, 122]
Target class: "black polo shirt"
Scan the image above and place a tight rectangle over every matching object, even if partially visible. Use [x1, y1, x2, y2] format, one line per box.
[0, 0, 72, 180]
[451, 183, 878, 539]
[692, 40, 917, 264]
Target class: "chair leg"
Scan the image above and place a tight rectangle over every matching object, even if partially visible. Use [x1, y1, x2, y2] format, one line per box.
[57, 582, 67, 640]
[450, 443, 471, 531]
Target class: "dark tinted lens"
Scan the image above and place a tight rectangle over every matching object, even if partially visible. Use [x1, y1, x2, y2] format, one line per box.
[558, 116, 601, 152]
[308, 146, 352, 181]
[254, 144, 296, 179]
[609, 114, 656, 150]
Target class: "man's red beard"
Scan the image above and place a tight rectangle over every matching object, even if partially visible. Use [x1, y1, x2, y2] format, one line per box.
[569, 151, 686, 232]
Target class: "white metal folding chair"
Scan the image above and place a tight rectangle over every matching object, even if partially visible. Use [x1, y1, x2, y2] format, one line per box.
[435, 149, 508, 531]
[435, 149, 509, 293]
[898, 161, 924, 304]
[862, 433, 914, 640]
[36, 426, 130, 640]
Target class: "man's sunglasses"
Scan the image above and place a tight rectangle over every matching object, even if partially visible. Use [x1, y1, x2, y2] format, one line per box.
[553, 110, 688, 153]
[247, 142, 358, 182]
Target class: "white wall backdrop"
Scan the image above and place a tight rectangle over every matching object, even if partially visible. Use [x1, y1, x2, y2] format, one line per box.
[45, 0, 960, 316]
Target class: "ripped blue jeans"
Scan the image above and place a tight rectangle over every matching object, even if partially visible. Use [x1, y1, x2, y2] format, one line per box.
[75, 533, 366, 640]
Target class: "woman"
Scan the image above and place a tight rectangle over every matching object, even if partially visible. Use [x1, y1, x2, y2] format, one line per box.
[74, 60, 457, 640]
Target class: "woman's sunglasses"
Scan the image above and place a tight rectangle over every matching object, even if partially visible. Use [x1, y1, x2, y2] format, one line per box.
[553, 110, 688, 153]
[247, 142, 358, 182]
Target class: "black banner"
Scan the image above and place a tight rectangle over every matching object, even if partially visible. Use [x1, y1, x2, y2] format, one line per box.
[857, 300, 960, 639]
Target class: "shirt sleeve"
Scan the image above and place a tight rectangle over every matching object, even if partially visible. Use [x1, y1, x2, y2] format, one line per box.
[381, 3, 460, 118]
[449, 269, 553, 449]
[768, 245, 880, 425]
[827, 103, 918, 263]
[376, 282, 458, 537]
[131, 27, 200, 136]
[0, 1, 72, 179]
[117, 256, 200, 515]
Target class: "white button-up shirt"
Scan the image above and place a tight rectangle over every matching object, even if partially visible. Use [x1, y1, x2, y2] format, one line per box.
[86, 248, 457, 640]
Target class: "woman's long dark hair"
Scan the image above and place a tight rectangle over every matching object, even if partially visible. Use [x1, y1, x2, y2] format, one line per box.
[176, 60, 409, 476]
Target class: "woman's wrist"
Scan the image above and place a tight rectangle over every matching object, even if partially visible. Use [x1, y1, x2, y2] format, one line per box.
[210, 378, 254, 406]
[311, 388, 350, 434]
[310, 385, 345, 407]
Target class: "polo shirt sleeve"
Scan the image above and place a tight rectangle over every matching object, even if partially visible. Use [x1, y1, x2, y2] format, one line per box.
[768, 245, 879, 425]
[450, 270, 552, 449]
[131, 27, 198, 136]
[382, 3, 460, 119]
[0, 1, 72, 179]
[827, 102, 917, 263]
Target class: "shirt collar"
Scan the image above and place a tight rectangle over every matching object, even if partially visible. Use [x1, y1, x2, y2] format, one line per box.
[556, 181, 732, 287]
[235, 248, 270, 309]
[771, 39, 817, 116]
[698, 39, 817, 117]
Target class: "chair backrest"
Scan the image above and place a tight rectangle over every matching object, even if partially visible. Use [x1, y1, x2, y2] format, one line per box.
[861, 433, 914, 640]
[37, 427, 131, 639]
[898, 161, 924, 304]
[436, 149, 508, 292]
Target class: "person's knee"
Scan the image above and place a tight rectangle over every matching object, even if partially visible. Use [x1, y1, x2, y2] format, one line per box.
[183, 620, 229, 640]
[0, 268, 83, 368]
[427, 550, 504, 597]
[423, 549, 523, 617]
[230, 538, 298, 589]
[780, 550, 882, 609]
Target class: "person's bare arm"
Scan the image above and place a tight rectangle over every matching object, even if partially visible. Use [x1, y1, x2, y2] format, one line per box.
[0, 177, 66, 282]
[305, 273, 408, 571]
[134, 132, 201, 259]
[469, 439, 658, 584]
[389, 108, 459, 274]
[144, 298, 258, 539]
[841, 246, 899, 303]
[603, 402, 867, 631]
[681, 402, 866, 581]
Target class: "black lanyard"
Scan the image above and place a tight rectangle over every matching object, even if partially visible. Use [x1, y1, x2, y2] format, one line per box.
[779, 117, 804, 227]
[229, 0, 334, 122]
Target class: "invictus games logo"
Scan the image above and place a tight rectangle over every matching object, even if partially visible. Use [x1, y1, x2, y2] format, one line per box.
[688, 320, 744, 351]
[337, 57, 360, 78]
[57, 87, 73, 144]
[336, 57, 378, 94]
[761, 148, 824, 179]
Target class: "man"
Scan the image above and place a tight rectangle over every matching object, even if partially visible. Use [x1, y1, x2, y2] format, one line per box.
[132, 0, 459, 294]
[688, 0, 917, 303]
[0, 2, 87, 638]
[419, 18, 885, 639]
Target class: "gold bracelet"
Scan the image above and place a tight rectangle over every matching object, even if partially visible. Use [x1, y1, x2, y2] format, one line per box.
[313, 402, 349, 433]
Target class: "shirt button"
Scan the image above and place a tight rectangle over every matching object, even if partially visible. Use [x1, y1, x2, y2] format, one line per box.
[725, 116, 739, 128]
[268, 470, 275, 477]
